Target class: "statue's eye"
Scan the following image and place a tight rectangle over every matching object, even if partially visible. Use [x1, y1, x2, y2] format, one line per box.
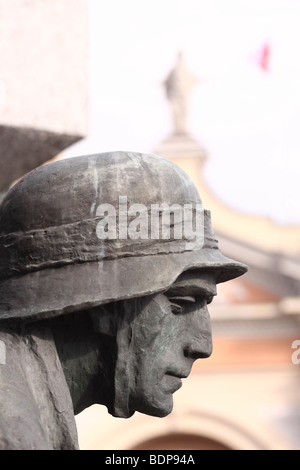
[168, 294, 214, 314]
[169, 302, 183, 314]
[168, 296, 196, 315]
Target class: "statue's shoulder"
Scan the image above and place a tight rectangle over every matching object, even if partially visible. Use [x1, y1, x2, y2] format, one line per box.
[0, 327, 52, 449]
[0, 381, 51, 449]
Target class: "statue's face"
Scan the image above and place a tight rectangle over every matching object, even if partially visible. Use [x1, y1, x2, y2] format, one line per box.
[127, 271, 215, 417]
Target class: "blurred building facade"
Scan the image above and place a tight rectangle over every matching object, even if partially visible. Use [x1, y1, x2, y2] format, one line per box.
[76, 134, 300, 450]
[0, 0, 89, 197]
[76, 55, 300, 450]
[0, 2, 299, 449]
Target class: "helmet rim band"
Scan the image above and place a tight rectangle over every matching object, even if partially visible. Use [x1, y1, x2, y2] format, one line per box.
[0, 247, 247, 322]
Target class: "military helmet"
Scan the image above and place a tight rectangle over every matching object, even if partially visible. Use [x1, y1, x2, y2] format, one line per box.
[0, 151, 247, 322]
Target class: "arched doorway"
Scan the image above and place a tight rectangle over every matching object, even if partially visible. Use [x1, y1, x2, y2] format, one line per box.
[132, 433, 232, 450]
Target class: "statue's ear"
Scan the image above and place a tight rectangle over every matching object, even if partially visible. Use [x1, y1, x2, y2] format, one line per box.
[89, 303, 119, 336]
[89, 298, 139, 337]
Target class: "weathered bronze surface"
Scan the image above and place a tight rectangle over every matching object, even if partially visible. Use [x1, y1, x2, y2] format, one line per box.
[0, 152, 247, 449]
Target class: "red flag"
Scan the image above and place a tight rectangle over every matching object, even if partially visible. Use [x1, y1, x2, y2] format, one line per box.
[259, 43, 271, 72]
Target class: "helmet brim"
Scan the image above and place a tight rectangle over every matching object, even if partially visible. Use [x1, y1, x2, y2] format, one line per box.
[0, 247, 247, 322]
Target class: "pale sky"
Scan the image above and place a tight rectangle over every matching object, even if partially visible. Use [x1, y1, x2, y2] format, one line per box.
[66, 0, 300, 225]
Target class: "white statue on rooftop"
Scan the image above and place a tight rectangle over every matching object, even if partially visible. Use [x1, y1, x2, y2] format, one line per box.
[164, 52, 198, 135]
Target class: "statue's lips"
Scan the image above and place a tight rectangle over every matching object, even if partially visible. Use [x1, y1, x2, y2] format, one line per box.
[164, 369, 192, 393]
[166, 367, 192, 380]
[164, 375, 183, 393]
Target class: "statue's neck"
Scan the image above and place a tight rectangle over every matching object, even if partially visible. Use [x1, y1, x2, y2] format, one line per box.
[50, 314, 116, 415]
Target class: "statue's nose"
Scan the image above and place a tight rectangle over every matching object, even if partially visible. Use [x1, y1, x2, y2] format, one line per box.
[184, 335, 213, 359]
[183, 307, 213, 359]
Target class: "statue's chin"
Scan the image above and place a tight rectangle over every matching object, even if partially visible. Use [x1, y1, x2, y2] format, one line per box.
[132, 396, 174, 418]
[149, 406, 173, 418]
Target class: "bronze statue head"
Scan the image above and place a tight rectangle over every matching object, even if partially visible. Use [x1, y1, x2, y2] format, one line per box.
[0, 152, 247, 448]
